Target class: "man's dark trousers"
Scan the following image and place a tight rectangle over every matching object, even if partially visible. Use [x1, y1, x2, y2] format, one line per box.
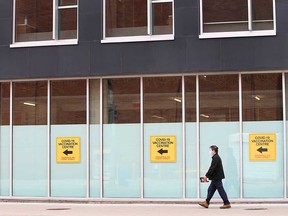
[206, 180, 230, 205]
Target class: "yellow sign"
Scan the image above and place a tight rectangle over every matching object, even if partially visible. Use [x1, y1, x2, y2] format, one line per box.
[249, 133, 276, 161]
[56, 137, 80, 163]
[150, 136, 176, 162]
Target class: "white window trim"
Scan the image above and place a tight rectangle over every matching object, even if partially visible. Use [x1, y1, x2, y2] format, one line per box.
[10, 0, 79, 48]
[199, 0, 276, 39]
[102, 0, 174, 43]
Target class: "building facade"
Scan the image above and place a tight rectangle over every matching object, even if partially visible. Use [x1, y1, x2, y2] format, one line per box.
[0, 0, 288, 201]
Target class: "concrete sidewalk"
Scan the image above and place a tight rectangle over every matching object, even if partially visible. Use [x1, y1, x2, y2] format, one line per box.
[0, 203, 287, 216]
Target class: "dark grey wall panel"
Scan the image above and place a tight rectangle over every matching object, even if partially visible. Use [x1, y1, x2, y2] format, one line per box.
[91, 42, 122, 76]
[121, 39, 187, 74]
[0, 46, 29, 79]
[0, 0, 288, 80]
[186, 37, 221, 72]
[58, 42, 91, 78]
[0, 18, 12, 46]
[0, 0, 12, 19]
[28, 47, 59, 78]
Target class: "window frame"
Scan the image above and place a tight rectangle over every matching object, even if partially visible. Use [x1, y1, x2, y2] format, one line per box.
[102, 0, 174, 44]
[199, 0, 276, 39]
[10, 0, 79, 48]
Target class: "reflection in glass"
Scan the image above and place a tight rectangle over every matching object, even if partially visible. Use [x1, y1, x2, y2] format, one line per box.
[13, 81, 48, 196]
[152, 3, 173, 35]
[50, 80, 87, 197]
[184, 76, 197, 198]
[0, 83, 10, 125]
[252, 0, 274, 30]
[59, 0, 77, 6]
[199, 75, 240, 198]
[15, 0, 53, 42]
[185, 76, 196, 122]
[242, 74, 282, 121]
[103, 78, 140, 124]
[13, 81, 47, 125]
[51, 80, 86, 124]
[0, 83, 10, 196]
[199, 75, 239, 122]
[59, 8, 78, 39]
[103, 78, 141, 197]
[144, 77, 182, 123]
[242, 73, 283, 198]
[106, 0, 148, 37]
[203, 0, 248, 33]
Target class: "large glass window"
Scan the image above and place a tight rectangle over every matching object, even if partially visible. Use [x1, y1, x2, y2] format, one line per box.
[0, 83, 10, 196]
[50, 80, 86, 197]
[14, 0, 78, 44]
[185, 76, 197, 198]
[201, 0, 275, 37]
[199, 75, 240, 199]
[103, 78, 141, 198]
[242, 73, 283, 198]
[143, 76, 182, 198]
[104, 0, 173, 39]
[13, 81, 48, 196]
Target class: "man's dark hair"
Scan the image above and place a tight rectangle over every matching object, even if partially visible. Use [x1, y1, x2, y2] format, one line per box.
[210, 145, 218, 154]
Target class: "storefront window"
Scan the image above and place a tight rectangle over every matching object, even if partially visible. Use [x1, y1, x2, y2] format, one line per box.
[50, 80, 87, 197]
[184, 76, 197, 198]
[199, 75, 240, 199]
[103, 78, 141, 198]
[13, 81, 48, 196]
[242, 73, 283, 198]
[143, 76, 182, 198]
[0, 83, 10, 196]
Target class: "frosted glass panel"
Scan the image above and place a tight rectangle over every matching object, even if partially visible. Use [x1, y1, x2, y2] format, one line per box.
[13, 126, 47, 196]
[185, 123, 197, 198]
[103, 124, 141, 198]
[51, 125, 86, 197]
[200, 122, 240, 199]
[90, 124, 100, 197]
[144, 123, 182, 198]
[243, 121, 283, 198]
[0, 126, 10, 196]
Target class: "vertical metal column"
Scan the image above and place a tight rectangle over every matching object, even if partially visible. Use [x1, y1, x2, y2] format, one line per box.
[248, 0, 252, 31]
[86, 79, 90, 198]
[196, 75, 200, 199]
[239, 74, 243, 199]
[140, 77, 144, 199]
[47, 80, 51, 197]
[282, 72, 287, 199]
[182, 75, 186, 198]
[99, 78, 103, 198]
[9, 82, 13, 197]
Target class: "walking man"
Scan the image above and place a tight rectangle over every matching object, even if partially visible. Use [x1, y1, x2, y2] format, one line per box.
[199, 145, 231, 209]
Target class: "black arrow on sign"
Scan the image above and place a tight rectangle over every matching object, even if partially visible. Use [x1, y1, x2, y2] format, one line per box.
[257, 147, 268, 154]
[158, 149, 168, 155]
[63, 149, 73, 156]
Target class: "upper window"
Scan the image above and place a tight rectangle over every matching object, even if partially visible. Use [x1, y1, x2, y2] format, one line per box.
[200, 0, 275, 38]
[12, 0, 78, 47]
[103, 0, 174, 43]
